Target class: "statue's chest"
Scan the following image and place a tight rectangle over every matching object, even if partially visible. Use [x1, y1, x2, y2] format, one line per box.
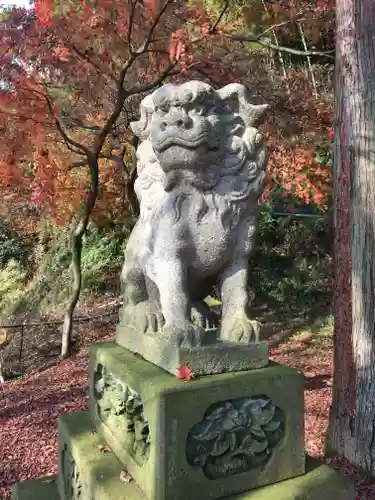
[189, 214, 233, 270]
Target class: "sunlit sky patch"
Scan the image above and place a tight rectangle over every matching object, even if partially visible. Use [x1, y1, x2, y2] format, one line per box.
[0, 0, 33, 8]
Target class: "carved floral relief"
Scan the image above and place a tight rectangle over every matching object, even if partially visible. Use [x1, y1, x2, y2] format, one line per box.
[186, 395, 285, 479]
[93, 363, 150, 465]
[61, 444, 84, 500]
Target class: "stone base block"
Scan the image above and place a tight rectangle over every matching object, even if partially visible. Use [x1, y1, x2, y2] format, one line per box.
[12, 459, 356, 500]
[232, 458, 356, 499]
[88, 341, 305, 500]
[57, 411, 144, 500]
[116, 324, 268, 376]
[12, 476, 60, 500]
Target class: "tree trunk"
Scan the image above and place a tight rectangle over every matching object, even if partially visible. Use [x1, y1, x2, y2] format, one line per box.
[327, 0, 375, 473]
[60, 158, 99, 359]
[128, 133, 140, 216]
[0, 329, 10, 383]
[0, 358, 5, 383]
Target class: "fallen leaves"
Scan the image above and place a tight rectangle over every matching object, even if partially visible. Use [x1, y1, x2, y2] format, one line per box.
[120, 470, 133, 483]
[0, 334, 374, 499]
[0, 350, 90, 500]
[97, 444, 111, 453]
[176, 363, 195, 382]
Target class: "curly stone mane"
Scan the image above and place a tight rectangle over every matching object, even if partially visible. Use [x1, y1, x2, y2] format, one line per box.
[132, 82, 268, 230]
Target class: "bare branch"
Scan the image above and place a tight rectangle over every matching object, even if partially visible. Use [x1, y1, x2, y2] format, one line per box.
[127, 61, 178, 96]
[92, 0, 173, 155]
[70, 45, 102, 74]
[229, 33, 334, 59]
[127, 0, 139, 52]
[298, 22, 318, 97]
[257, 20, 296, 39]
[69, 150, 125, 170]
[137, 0, 173, 54]
[261, 1, 290, 96]
[69, 116, 101, 132]
[69, 160, 91, 169]
[211, 1, 230, 32]
[44, 94, 91, 155]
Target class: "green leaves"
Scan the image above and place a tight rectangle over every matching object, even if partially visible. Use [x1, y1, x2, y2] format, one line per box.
[315, 138, 333, 167]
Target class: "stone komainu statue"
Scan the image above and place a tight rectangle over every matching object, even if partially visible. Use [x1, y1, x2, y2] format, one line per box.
[120, 81, 268, 347]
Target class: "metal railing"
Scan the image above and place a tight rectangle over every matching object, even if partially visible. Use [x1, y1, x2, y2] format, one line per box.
[0, 303, 121, 373]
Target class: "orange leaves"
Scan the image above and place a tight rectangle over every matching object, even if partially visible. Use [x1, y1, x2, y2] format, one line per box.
[34, 0, 54, 27]
[143, 0, 158, 21]
[52, 47, 71, 62]
[0, 0, 247, 227]
[201, 22, 211, 36]
[29, 148, 58, 208]
[169, 29, 188, 63]
[263, 140, 332, 209]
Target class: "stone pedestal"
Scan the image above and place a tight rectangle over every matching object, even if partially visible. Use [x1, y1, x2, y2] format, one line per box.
[116, 324, 269, 376]
[88, 342, 305, 500]
[11, 340, 355, 500]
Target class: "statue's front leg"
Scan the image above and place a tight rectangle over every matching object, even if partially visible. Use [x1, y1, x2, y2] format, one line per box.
[219, 260, 261, 344]
[155, 259, 204, 347]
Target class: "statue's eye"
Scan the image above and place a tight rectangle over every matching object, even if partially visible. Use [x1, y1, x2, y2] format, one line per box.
[157, 104, 169, 114]
[195, 105, 206, 116]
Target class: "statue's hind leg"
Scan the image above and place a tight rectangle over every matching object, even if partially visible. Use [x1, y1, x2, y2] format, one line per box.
[120, 260, 148, 306]
[120, 261, 165, 333]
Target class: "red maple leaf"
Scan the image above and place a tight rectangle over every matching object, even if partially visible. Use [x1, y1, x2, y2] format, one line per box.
[176, 364, 195, 382]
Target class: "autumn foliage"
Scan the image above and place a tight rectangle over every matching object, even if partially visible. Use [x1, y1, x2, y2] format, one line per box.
[0, 0, 334, 229]
[0, 0, 241, 225]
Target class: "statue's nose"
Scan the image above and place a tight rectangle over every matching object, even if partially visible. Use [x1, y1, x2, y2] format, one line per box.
[161, 108, 192, 130]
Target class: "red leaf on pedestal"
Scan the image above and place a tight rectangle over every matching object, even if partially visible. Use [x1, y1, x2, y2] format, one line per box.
[176, 364, 195, 382]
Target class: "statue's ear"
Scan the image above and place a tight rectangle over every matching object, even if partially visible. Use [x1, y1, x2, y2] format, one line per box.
[217, 83, 269, 127]
[130, 94, 155, 140]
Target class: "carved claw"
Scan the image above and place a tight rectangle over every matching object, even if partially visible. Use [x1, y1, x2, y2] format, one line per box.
[161, 322, 205, 348]
[121, 301, 165, 334]
[220, 312, 261, 344]
[191, 301, 220, 330]
[144, 312, 165, 333]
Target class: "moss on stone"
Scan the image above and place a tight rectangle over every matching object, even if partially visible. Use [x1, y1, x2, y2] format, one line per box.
[12, 456, 355, 500]
[231, 457, 355, 500]
[57, 411, 147, 500]
[11, 476, 59, 500]
[88, 341, 305, 500]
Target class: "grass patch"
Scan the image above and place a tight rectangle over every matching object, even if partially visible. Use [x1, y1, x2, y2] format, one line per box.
[0, 225, 126, 321]
[0, 260, 28, 321]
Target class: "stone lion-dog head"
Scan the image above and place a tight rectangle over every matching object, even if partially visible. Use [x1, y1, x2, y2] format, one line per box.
[130, 81, 268, 228]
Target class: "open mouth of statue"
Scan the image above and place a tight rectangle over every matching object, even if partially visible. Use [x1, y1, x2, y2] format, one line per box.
[155, 134, 211, 152]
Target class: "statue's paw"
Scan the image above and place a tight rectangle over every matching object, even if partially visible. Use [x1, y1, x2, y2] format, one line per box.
[161, 322, 205, 348]
[191, 302, 220, 329]
[144, 311, 165, 333]
[121, 301, 164, 334]
[220, 312, 261, 344]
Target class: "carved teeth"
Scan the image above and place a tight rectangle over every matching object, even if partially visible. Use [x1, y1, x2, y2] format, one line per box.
[155, 134, 209, 152]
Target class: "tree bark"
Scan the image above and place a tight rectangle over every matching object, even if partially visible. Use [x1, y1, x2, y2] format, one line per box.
[60, 158, 99, 359]
[327, 0, 375, 473]
[0, 329, 10, 383]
